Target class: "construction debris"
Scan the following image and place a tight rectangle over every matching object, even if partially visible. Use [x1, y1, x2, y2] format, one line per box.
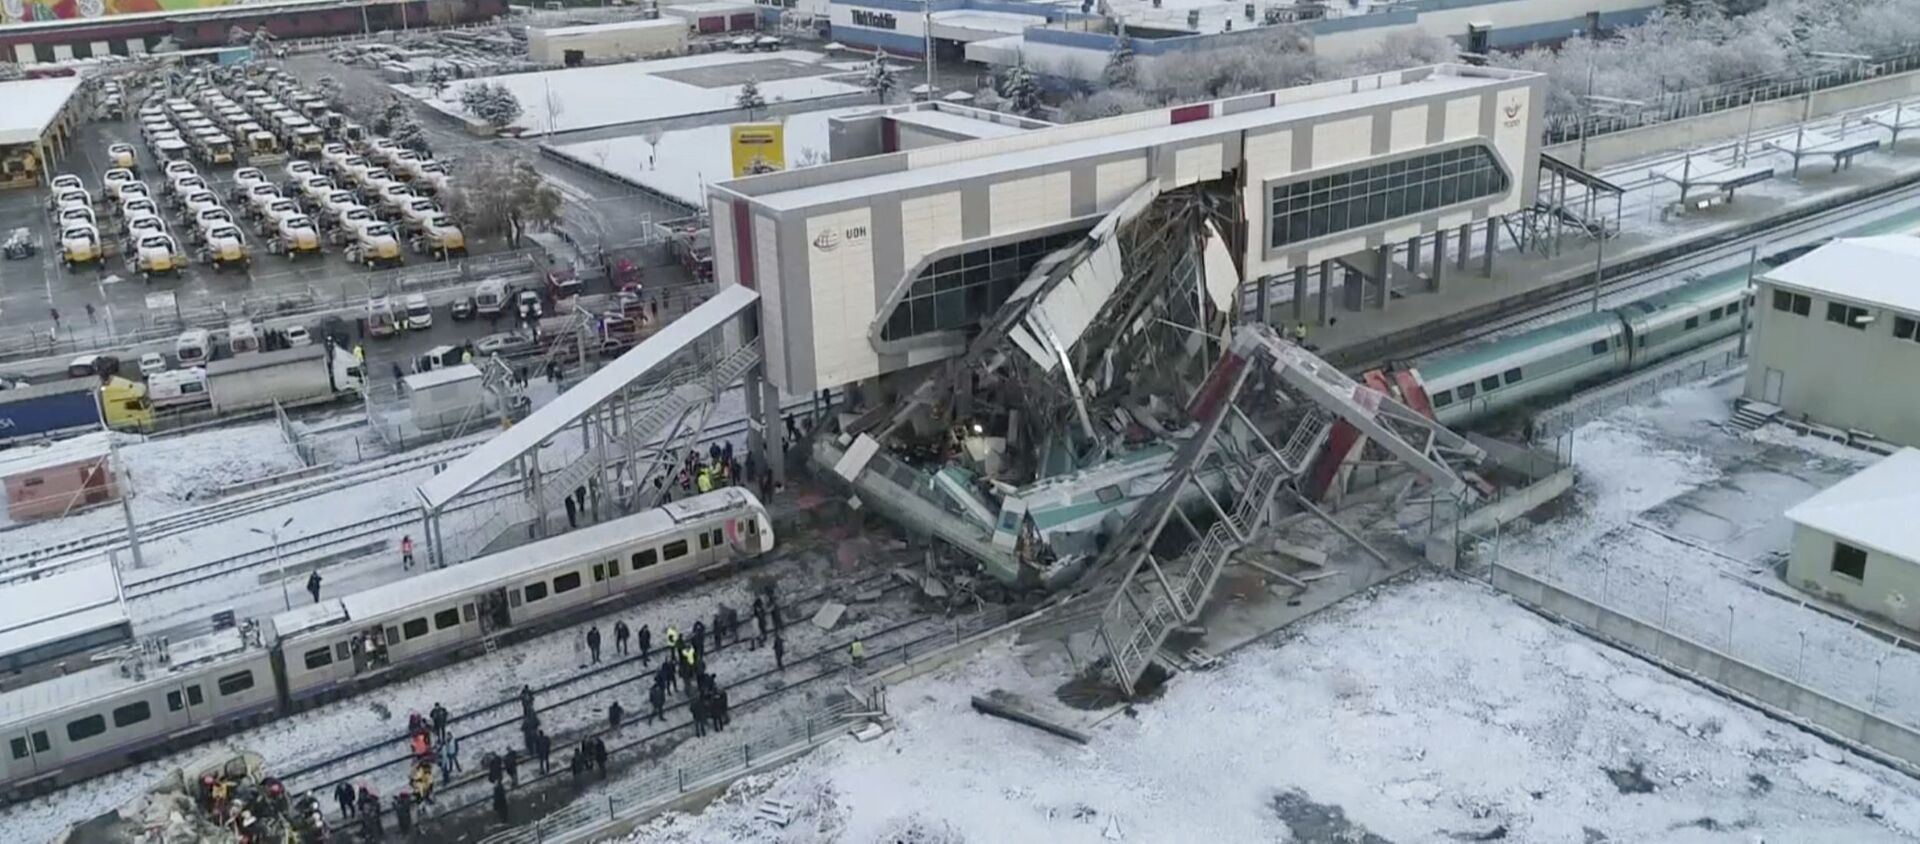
[970, 695, 1091, 745]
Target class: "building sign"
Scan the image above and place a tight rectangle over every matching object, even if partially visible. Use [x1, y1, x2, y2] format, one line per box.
[3, 0, 238, 25]
[754, 0, 797, 7]
[730, 123, 786, 177]
[811, 224, 869, 253]
[849, 8, 896, 29]
[1499, 94, 1525, 130]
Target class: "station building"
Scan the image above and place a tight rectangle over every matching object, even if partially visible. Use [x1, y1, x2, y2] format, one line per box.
[1785, 448, 1920, 633]
[1747, 236, 1920, 448]
[708, 63, 1543, 395]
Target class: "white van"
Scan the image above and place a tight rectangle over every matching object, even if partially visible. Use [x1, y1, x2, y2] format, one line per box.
[148, 368, 211, 409]
[474, 279, 506, 316]
[228, 320, 261, 355]
[176, 329, 212, 365]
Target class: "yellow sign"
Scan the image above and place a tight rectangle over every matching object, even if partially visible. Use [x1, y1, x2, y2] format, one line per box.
[730, 123, 785, 178]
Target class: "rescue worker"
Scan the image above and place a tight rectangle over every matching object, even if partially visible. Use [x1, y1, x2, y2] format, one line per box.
[696, 466, 713, 493]
[1293, 321, 1309, 345]
[614, 620, 630, 655]
[665, 625, 680, 652]
[353, 344, 365, 363]
[850, 639, 866, 668]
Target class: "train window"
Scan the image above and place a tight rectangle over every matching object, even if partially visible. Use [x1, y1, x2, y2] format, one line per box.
[1774, 290, 1810, 316]
[1589, 340, 1607, 356]
[1895, 316, 1917, 340]
[699, 531, 711, 551]
[1456, 383, 1477, 401]
[1684, 316, 1699, 330]
[31, 732, 49, 753]
[711, 529, 724, 547]
[1502, 368, 1522, 385]
[1430, 390, 1454, 408]
[303, 647, 333, 670]
[187, 686, 204, 707]
[1708, 307, 1724, 321]
[168, 691, 184, 712]
[435, 609, 460, 630]
[663, 540, 688, 561]
[524, 582, 548, 602]
[403, 618, 429, 639]
[1479, 375, 1500, 392]
[463, 603, 477, 623]
[9, 738, 25, 760]
[67, 715, 106, 743]
[593, 563, 605, 582]
[554, 572, 582, 593]
[217, 671, 255, 696]
[745, 520, 757, 536]
[633, 549, 657, 569]
[608, 559, 621, 577]
[112, 702, 151, 728]
[1727, 300, 1740, 314]
[336, 642, 352, 662]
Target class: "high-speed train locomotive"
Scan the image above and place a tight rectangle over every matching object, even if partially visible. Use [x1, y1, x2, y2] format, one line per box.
[0, 488, 772, 800]
[1392, 271, 1755, 427]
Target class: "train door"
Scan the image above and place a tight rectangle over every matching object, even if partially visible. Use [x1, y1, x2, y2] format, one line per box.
[350, 627, 392, 672]
[5, 729, 52, 777]
[171, 682, 210, 726]
[477, 589, 512, 633]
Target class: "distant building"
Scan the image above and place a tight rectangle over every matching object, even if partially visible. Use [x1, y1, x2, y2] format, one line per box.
[1784, 448, 1920, 632]
[1747, 236, 1920, 447]
[527, 19, 689, 66]
[0, 431, 117, 522]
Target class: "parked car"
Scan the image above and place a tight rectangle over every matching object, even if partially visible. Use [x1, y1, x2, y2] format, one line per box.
[450, 296, 476, 321]
[514, 289, 543, 321]
[69, 354, 121, 379]
[475, 331, 536, 358]
[403, 293, 433, 330]
[138, 352, 168, 377]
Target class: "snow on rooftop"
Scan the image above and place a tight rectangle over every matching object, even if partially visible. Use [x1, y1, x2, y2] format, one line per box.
[929, 9, 1047, 34]
[425, 50, 863, 134]
[551, 105, 877, 207]
[534, 17, 686, 36]
[0, 77, 82, 146]
[403, 363, 482, 391]
[1763, 235, 1920, 317]
[886, 107, 1029, 139]
[1784, 447, 1920, 562]
[625, 579, 1920, 842]
[0, 429, 111, 477]
[0, 560, 125, 659]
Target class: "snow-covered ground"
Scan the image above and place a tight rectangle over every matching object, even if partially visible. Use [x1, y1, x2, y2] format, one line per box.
[625, 576, 1920, 843]
[550, 105, 876, 206]
[414, 51, 864, 134]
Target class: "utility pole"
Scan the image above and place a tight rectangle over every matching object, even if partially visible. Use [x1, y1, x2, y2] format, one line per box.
[1739, 245, 1756, 358]
[251, 517, 295, 611]
[110, 440, 145, 570]
[1589, 223, 1605, 313]
[923, 0, 934, 100]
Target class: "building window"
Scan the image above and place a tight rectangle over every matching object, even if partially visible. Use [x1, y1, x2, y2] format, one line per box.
[1894, 316, 1917, 341]
[1831, 542, 1867, 580]
[1773, 290, 1810, 316]
[1269, 146, 1509, 249]
[1826, 302, 1868, 330]
[881, 228, 1089, 342]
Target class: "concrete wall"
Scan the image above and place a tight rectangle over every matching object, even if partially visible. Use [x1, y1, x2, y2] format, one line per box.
[1425, 466, 1574, 568]
[1744, 279, 1920, 447]
[1787, 524, 1920, 633]
[1491, 563, 1920, 775]
[1545, 68, 1920, 170]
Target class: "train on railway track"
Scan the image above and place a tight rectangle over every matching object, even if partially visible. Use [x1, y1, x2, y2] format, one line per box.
[1374, 271, 1756, 427]
[0, 488, 772, 802]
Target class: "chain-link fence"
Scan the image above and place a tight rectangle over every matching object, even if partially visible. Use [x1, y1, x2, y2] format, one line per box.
[1533, 345, 1745, 441]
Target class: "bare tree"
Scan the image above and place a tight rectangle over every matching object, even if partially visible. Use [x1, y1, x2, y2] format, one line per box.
[641, 127, 664, 170]
[448, 152, 561, 248]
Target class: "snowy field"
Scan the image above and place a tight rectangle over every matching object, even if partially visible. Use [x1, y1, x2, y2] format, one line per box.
[414, 51, 864, 134]
[624, 576, 1920, 842]
[550, 105, 875, 207]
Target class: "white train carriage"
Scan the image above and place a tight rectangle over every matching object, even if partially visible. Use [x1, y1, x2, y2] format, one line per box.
[1, 629, 277, 797]
[272, 488, 773, 704]
[1621, 275, 1753, 369]
[1419, 311, 1630, 426]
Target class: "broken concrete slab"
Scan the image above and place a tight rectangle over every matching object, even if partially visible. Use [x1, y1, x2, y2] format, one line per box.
[1271, 542, 1329, 568]
[970, 695, 1091, 744]
[811, 601, 847, 630]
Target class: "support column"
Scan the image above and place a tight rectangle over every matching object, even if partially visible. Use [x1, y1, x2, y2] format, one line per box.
[1373, 243, 1392, 311]
[1456, 223, 1470, 271]
[763, 376, 788, 488]
[1255, 273, 1270, 325]
[1290, 266, 1307, 322]
[1342, 263, 1364, 312]
[1482, 216, 1497, 277]
[1316, 259, 1331, 327]
[1404, 236, 1420, 274]
[1430, 230, 1446, 292]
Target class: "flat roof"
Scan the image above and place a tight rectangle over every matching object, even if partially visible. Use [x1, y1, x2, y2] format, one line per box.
[404, 364, 482, 391]
[415, 284, 760, 511]
[1763, 236, 1920, 316]
[0, 430, 112, 478]
[931, 9, 1047, 34]
[737, 66, 1511, 211]
[0, 77, 83, 146]
[1785, 448, 1920, 563]
[535, 18, 687, 35]
[887, 108, 1029, 139]
[206, 345, 322, 376]
[0, 561, 125, 658]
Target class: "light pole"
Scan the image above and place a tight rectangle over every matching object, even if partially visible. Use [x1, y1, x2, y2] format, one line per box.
[251, 516, 296, 611]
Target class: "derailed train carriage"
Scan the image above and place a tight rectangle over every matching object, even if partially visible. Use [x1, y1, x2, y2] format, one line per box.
[0, 488, 772, 801]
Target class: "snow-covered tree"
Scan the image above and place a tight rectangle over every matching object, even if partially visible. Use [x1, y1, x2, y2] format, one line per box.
[735, 78, 767, 119]
[227, 25, 251, 47]
[997, 64, 1041, 116]
[862, 51, 898, 102]
[1060, 87, 1155, 121]
[424, 65, 454, 98]
[447, 153, 561, 248]
[1103, 30, 1137, 89]
[460, 83, 523, 132]
[250, 26, 275, 56]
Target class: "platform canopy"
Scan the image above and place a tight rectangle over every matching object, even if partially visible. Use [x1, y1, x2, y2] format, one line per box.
[414, 284, 760, 512]
[0, 77, 82, 146]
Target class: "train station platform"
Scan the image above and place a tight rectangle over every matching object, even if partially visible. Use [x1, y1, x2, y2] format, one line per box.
[1266, 137, 1920, 369]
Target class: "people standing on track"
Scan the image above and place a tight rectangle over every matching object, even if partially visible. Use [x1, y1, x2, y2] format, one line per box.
[484, 751, 502, 785]
[306, 571, 323, 603]
[401, 535, 415, 570]
[333, 781, 355, 819]
[392, 790, 413, 836]
[648, 680, 666, 724]
[565, 495, 578, 529]
[773, 634, 786, 670]
[439, 730, 460, 779]
[850, 639, 866, 668]
[752, 597, 767, 648]
[637, 623, 652, 661]
[586, 625, 602, 663]
[712, 609, 727, 649]
[691, 621, 706, 658]
[608, 700, 624, 729]
[492, 780, 510, 823]
[503, 748, 520, 787]
[613, 620, 630, 655]
[591, 737, 608, 776]
[535, 730, 552, 774]
[690, 693, 708, 737]
[656, 656, 677, 695]
[428, 703, 448, 744]
[678, 644, 697, 690]
[519, 685, 536, 719]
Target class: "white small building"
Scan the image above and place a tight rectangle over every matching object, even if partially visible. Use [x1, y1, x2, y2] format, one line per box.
[660, 1, 761, 33]
[1784, 448, 1920, 632]
[403, 364, 489, 432]
[528, 19, 690, 66]
[1746, 236, 1920, 447]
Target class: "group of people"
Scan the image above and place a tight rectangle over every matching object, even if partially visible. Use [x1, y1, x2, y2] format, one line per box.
[195, 770, 306, 843]
[329, 778, 429, 841]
